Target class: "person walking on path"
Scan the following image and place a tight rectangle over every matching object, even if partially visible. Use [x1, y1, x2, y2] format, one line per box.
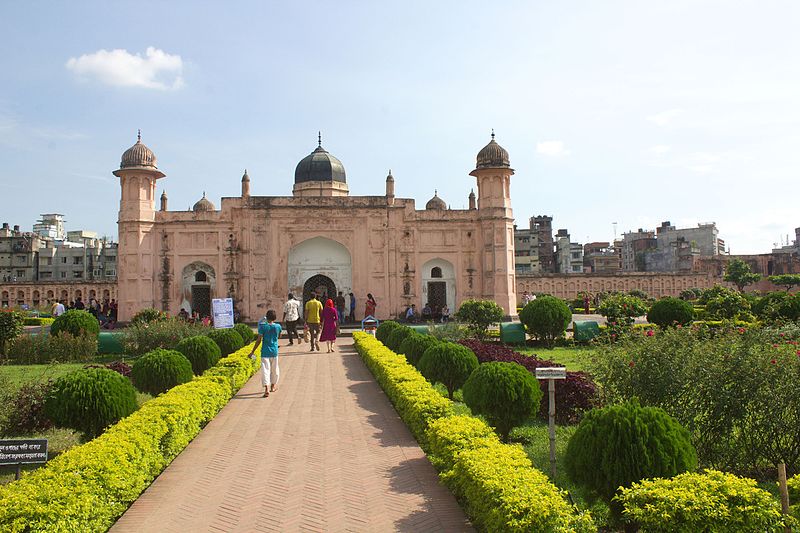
[334, 291, 346, 324]
[365, 293, 377, 318]
[319, 298, 339, 353]
[305, 293, 323, 352]
[348, 292, 356, 323]
[248, 309, 282, 397]
[282, 293, 302, 346]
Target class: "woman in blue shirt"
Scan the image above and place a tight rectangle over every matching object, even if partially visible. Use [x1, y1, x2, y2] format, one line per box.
[248, 309, 282, 397]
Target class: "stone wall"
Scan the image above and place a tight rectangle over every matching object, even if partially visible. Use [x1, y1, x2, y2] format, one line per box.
[0, 281, 118, 309]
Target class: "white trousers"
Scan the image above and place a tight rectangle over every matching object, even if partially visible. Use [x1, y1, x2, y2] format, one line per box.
[260, 356, 279, 387]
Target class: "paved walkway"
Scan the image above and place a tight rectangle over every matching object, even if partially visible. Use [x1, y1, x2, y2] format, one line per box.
[112, 337, 472, 532]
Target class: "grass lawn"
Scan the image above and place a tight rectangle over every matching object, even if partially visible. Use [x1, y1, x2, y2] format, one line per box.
[516, 345, 598, 373]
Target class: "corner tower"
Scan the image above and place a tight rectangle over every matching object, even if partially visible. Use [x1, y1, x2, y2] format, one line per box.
[469, 132, 517, 316]
[113, 131, 165, 321]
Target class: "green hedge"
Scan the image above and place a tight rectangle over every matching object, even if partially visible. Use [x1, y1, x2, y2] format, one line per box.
[353, 332, 594, 532]
[21, 317, 55, 326]
[0, 342, 259, 532]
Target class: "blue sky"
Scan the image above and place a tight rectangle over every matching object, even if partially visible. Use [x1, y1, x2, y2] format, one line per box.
[1, 1, 798, 254]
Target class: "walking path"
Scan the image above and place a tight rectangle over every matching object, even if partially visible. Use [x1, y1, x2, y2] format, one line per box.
[112, 337, 472, 532]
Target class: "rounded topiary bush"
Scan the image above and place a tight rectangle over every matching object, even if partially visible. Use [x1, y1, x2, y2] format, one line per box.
[647, 297, 694, 328]
[207, 328, 245, 356]
[175, 335, 222, 375]
[418, 342, 479, 399]
[519, 295, 572, 347]
[399, 333, 440, 367]
[233, 323, 255, 345]
[44, 368, 137, 441]
[462, 361, 542, 441]
[131, 348, 193, 396]
[386, 325, 413, 353]
[130, 307, 167, 326]
[376, 320, 401, 344]
[564, 400, 697, 521]
[50, 309, 99, 338]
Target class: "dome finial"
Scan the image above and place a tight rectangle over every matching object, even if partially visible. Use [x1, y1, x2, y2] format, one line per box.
[491, 129, 495, 141]
[137, 129, 142, 142]
[202, 191, 206, 198]
[318, 131, 322, 147]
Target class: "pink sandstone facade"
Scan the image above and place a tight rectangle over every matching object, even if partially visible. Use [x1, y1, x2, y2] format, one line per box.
[113, 132, 517, 322]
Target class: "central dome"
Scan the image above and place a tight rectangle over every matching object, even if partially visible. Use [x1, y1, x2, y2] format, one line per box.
[294, 135, 346, 184]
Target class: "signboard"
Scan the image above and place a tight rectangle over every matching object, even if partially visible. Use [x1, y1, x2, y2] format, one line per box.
[0, 439, 48, 465]
[535, 367, 567, 380]
[211, 298, 235, 329]
[362, 315, 379, 336]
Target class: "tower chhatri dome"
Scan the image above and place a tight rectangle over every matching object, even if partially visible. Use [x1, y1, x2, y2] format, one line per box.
[425, 190, 447, 210]
[120, 130, 159, 169]
[294, 132, 346, 184]
[193, 192, 215, 212]
[475, 130, 510, 169]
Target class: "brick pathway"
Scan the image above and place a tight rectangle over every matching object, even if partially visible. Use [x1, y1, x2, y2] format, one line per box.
[111, 337, 472, 532]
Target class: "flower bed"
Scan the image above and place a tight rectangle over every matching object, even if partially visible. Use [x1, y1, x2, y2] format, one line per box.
[353, 332, 594, 532]
[0, 343, 259, 532]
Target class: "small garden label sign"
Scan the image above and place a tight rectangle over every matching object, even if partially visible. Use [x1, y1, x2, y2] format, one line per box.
[535, 367, 567, 479]
[0, 439, 48, 480]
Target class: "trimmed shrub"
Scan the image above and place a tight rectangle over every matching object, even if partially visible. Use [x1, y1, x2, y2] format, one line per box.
[565, 401, 697, 521]
[44, 368, 138, 441]
[175, 335, 222, 375]
[0, 310, 24, 355]
[618, 470, 787, 532]
[462, 361, 542, 442]
[385, 324, 413, 352]
[426, 415, 499, 472]
[131, 348, 194, 396]
[122, 318, 210, 356]
[647, 297, 694, 328]
[232, 323, 255, 344]
[21, 317, 55, 327]
[50, 309, 99, 338]
[0, 343, 259, 531]
[129, 307, 168, 326]
[2, 380, 54, 435]
[705, 290, 752, 320]
[207, 328, 245, 356]
[399, 332, 440, 367]
[376, 320, 401, 344]
[7, 331, 97, 363]
[418, 342, 478, 399]
[454, 299, 504, 340]
[519, 296, 572, 347]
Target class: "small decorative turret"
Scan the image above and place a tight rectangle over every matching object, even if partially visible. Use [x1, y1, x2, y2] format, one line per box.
[468, 189, 476, 210]
[160, 190, 168, 212]
[426, 190, 447, 210]
[386, 169, 395, 205]
[193, 192, 215, 212]
[241, 169, 250, 198]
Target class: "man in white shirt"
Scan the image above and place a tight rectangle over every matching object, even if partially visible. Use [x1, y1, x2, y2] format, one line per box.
[282, 293, 302, 346]
[53, 300, 66, 317]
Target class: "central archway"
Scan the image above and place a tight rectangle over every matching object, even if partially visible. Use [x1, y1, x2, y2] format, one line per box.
[303, 274, 336, 307]
[288, 237, 352, 307]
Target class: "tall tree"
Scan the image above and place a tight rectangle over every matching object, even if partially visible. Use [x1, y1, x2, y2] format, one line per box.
[723, 259, 761, 292]
[768, 274, 800, 291]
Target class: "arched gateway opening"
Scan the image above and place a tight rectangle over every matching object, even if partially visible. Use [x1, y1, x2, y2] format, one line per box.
[303, 274, 336, 307]
[288, 237, 352, 311]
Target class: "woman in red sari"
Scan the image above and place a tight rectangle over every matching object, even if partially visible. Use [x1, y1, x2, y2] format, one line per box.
[319, 298, 339, 353]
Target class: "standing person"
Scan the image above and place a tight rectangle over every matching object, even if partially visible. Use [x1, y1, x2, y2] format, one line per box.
[334, 291, 346, 324]
[348, 292, 356, 323]
[304, 293, 323, 352]
[52, 299, 66, 317]
[283, 293, 302, 346]
[440, 304, 450, 323]
[319, 299, 339, 353]
[365, 293, 377, 318]
[248, 309, 282, 397]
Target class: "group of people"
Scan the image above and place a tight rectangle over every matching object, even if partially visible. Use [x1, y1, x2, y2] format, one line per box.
[403, 302, 450, 323]
[247, 291, 379, 398]
[177, 308, 212, 326]
[50, 297, 118, 328]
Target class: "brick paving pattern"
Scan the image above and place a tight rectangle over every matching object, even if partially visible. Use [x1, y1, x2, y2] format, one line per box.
[111, 337, 472, 532]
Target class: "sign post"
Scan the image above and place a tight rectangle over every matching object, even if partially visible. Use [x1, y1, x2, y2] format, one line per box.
[211, 298, 235, 329]
[0, 439, 48, 480]
[535, 367, 567, 479]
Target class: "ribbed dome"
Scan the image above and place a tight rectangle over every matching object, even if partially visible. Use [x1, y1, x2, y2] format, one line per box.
[120, 131, 158, 169]
[294, 135, 346, 184]
[426, 190, 447, 210]
[193, 192, 215, 212]
[475, 132, 510, 169]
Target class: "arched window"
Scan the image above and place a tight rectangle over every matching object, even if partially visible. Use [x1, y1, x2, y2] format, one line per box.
[431, 267, 443, 278]
[195, 271, 207, 282]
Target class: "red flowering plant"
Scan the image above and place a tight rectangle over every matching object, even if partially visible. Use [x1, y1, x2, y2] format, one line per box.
[597, 294, 648, 343]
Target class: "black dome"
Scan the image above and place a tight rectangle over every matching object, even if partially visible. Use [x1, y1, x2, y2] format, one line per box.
[294, 138, 346, 184]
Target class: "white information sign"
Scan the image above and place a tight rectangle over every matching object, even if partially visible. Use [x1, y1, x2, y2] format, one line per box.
[211, 298, 235, 329]
[535, 367, 567, 380]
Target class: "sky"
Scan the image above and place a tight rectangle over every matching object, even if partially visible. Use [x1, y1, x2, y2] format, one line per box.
[1, 1, 798, 254]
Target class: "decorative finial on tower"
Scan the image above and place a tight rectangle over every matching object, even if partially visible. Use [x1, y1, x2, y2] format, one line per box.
[435, 189, 438, 196]
[202, 191, 206, 198]
[491, 129, 495, 141]
[318, 131, 322, 147]
[137, 129, 142, 142]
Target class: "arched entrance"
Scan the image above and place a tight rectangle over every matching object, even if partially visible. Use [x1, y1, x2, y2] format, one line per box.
[288, 237, 352, 306]
[181, 262, 216, 318]
[303, 274, 336, 308]
[421, 258, 456, 316]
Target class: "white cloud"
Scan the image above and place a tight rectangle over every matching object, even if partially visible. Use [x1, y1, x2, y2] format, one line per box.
[647, 108, 683, 126]
[66, 47, 184, 90]
[536, 140, 570, 157]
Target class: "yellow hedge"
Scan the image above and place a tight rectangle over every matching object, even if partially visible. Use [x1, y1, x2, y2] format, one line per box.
[0, 342, 259, 532]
